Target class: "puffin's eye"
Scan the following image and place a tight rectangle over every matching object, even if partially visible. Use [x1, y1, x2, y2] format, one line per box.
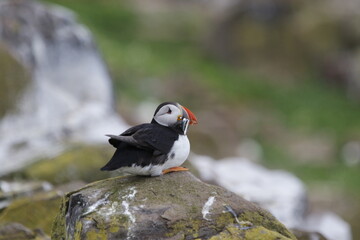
[167, 108, 172, 114]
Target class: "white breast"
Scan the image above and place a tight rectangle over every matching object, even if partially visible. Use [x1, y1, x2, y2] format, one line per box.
[120, 135, 190, 177]
[162, 135, 190, 170]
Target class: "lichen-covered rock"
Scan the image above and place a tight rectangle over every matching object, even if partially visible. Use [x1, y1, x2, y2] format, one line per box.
[0, 0, 127, 176]
[17, 146, 115, 184]
[52, 171, 297, 240]
[0, 191, 62, 235]
[209, 225, 295, 240]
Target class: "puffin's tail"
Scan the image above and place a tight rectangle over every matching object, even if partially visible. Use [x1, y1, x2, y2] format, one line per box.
[100, 150, 122, 171]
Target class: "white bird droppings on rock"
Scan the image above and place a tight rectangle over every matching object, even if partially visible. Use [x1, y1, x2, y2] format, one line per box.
[122, 201, 135, 224]
[121, 187, 137, 223]
[127, 187, 137, 200]
[82, 192, 110, 217]
[121, 187, 137, 239]
[202, 196, 216, 220]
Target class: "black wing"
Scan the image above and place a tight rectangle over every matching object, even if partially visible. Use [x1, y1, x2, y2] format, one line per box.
[108, 123, 177, 153]
[107, 124, 148, 148]
[101, 123, 178, 171]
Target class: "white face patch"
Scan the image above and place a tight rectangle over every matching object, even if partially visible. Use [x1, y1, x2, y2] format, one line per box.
[153, 104, 182, 127]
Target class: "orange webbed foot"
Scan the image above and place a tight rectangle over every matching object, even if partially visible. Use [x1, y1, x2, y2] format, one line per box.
[162, 166, 189, 175]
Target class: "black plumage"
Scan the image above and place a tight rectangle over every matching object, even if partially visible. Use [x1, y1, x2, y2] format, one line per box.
[100, 123, 179, 170]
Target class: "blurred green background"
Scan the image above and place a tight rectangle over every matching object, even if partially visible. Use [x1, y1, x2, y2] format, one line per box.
[39, 0, 360, 238]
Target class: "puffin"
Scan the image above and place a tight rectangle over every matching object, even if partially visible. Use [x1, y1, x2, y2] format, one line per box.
[100, 102, 198, 176]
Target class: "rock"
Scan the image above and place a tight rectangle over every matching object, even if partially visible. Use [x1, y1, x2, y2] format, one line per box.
[0, 0, 127, 176]
[15, 145, 115, 184]
[0, 222, 50, 240]
[0, 180, 52, 210]
[0, 191, 62, 235]
[52, 171, 296, 240]
[0, 180, 86, 239]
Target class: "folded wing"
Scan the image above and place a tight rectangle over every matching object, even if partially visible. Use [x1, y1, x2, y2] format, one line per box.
[101, 124, 178, 171]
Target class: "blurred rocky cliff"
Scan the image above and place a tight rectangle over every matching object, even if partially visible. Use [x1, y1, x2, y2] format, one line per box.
[0, 0, 127, 175]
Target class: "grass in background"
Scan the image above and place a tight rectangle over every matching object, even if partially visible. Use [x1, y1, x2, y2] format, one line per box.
[43, 0, 360, 196]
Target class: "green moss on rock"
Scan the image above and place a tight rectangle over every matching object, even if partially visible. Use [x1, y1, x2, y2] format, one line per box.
[239, 210, 295, 239]
[19, 145, 115, 184]
[209, 225, 293, 240]
[51, 195, 68, 240]
[0, 191, 62, 235]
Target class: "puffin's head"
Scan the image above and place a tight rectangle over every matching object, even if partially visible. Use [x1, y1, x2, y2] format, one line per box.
[152, 102, 197, 134]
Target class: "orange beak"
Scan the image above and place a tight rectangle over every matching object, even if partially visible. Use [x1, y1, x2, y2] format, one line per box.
[181, 105, 198, 125]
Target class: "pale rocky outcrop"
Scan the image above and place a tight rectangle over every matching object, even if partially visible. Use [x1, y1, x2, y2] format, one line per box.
[52, 171, 296, 240]
[0, 0, 127, 176]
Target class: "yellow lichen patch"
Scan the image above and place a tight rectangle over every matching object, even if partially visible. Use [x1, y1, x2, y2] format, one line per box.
[51, 196, 68, 239]
[109, 225, 120, 233]
[238, 211, 297, 240]
[209, 225, 293, 240]
[214, 212, 237, 231]
[208, 225, 243, 240]
[85, 229, 108, 240]
[166, 218, 203, 238]
[244, 226, 293, 240]
[166, 212, 241, 239]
